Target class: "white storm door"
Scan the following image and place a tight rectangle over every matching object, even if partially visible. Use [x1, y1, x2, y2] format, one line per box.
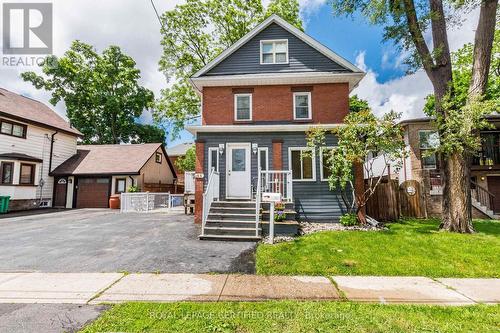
[226, 143, 251, 199]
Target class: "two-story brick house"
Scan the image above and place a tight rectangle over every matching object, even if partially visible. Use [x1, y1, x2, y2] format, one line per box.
[187, 15, 365, 239]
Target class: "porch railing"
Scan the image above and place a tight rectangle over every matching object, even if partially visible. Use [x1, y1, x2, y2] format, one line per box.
[201, 168, 219, 236]
[259, 170, 293, 202]
[184, 171, 195, 194]
[471, 181, 495, 213]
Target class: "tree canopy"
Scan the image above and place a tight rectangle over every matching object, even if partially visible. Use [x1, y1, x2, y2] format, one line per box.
[175, 146, 196, 172]
[22, 41, 157, 144]
[155, 0, 303, 138]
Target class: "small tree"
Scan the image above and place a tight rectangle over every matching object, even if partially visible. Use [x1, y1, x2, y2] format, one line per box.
[175, 146, 196, 172]
[307, 109, 406, 224]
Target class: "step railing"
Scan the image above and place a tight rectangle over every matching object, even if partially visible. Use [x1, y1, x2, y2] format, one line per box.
[201, 168, 219, 236]
[259, 170, 293, 202]
[471, 181, 495, 213]
[255, 168, 262, 237]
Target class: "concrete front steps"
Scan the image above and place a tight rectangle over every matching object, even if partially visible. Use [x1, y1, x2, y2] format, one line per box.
[472, 198, 500, 219]
[200, 201, 262, 241]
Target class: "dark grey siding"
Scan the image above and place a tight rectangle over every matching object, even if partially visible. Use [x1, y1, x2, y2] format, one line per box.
[204, 23, 351, 76]
[198, 131, 349, 221]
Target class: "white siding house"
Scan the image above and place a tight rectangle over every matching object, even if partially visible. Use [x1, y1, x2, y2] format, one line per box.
[0, 88, 81, 211]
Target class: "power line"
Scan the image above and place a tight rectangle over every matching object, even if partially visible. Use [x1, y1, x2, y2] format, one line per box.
[149, 0, 163, 28]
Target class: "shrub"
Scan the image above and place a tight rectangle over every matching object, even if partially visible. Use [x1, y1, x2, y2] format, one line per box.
[127, 185, 139, 193]
[340, 213, 358, 226]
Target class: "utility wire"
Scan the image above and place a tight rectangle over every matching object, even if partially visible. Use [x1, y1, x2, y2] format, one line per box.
[149, 0, 163, 28]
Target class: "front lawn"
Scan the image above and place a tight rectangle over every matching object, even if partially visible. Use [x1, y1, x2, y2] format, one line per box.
[256, 219, 500, 277]
[81, 301, 500, 333]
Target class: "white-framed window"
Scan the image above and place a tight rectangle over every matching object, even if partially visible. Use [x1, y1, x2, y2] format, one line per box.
[288, 147, 316, 181]
[293, 92, 312, 120]
[208, 147, 219, 172]
[419, 130, 440, 170]
[234, 94, 252, 121]
[320, 147, 334, 181]
[260, 39, 288, 64]
[258, 147, 268, 171]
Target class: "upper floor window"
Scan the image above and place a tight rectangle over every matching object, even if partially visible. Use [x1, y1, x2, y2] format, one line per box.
[419, 130, 440, 169]
[260, 40, 288, 64]
[0, 119, 26, 138]
[293, 92, 312, 120]
[155, 152, 162, 164]
[234, 94, 252, 121]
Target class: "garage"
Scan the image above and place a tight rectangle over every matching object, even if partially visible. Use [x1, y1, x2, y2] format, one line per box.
[76, 177, 111, 208]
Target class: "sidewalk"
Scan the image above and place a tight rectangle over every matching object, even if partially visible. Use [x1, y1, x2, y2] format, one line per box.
[0, 273, 498, 305]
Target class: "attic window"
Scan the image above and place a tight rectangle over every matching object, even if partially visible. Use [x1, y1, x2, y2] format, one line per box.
[260, 40, 288, 64]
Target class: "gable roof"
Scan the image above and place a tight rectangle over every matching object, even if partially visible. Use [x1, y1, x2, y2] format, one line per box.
[0, 88, 82, 136]
[192, 14, 363, 78]
[51, 143, 176, 177]
[166, 142, 194, 157]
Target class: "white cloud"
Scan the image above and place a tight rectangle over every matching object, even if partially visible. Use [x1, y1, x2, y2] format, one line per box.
[352, 7, 480, 120]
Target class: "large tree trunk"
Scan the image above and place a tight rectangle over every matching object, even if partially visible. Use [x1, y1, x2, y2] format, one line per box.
[440, 152, 474, 233]
[469, 0, 498, 97]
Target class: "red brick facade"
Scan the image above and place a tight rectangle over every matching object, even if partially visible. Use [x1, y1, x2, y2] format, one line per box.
[272, 140, 283, 170]
[202, 83, 349, 125]
[194, 140, 205, 224]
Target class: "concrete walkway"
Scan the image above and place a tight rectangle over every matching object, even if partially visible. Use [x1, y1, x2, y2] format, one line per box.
[0, 273, 498, 305]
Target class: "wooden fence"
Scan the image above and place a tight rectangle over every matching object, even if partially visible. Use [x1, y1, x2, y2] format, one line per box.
[142, 183, 184, 194]
[366, 179, 426, 221]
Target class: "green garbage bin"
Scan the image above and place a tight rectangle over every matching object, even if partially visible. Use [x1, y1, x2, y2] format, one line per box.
[0, 196, 10, 213]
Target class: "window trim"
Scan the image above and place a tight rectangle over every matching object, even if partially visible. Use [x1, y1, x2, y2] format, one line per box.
[19, 163, 35, 185]
[288, 147, 316, 182]
[259, 39, 289, 65]
[293, 92, 312, 120]
[418, 130, 439, 170]
[0, 119, 27, 139]
[0, 162, 14, 185]
[234, 93, 253, 121]
[258, 147, 269, 171]
[208, 147, 219, 172]
[319, 146, 334, 181]
[155, 152, 162, 164]
[115, 178, 127, 194]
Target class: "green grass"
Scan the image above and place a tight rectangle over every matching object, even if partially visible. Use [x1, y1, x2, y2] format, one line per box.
[256, 219, 500, 277]
[81, 301, 500, 333]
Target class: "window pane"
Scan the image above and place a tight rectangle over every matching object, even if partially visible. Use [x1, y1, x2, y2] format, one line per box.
[232, 149, 246, 171]
[1, 164, 12, 184]
[262, 42, 273, 53]
[259, 150, 267, 171]
[210, 150, 218, 171]
[20, 165, 33, 184]
[262, 53, 273, 63]
[422, 152, 437, 169]
[295, 95, 308, 107]
[1, 122, 12, 134]
[322, 150, 332, 179]
[237, 108, 250, 120]
[295, 107, 309, 119]
[117, 180, 126, 193]
[236, 95, 251, 120]
[275, 53, 287, 63]
[237, 96, 249, 108]
[291, 150, 301, 179]
[12, 124, 24, 137]
[419, 131, 439, 149]
[302, 154, 313, 179]
[96, 178, 110, 184]
[275, 42, 287, 53]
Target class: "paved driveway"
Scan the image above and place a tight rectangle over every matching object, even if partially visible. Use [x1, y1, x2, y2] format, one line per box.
[0, 209, 256, 273]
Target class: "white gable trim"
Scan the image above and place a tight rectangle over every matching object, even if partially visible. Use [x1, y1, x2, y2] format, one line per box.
[192, 14, 363, 78]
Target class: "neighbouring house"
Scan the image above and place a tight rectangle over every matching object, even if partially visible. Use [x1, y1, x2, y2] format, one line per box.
[0, 88, 81, 211]
[187, 14, 365, 239]
[166, 142, 194, 186]
[367, 116, 500, 220]
[50, 143, 177, 208]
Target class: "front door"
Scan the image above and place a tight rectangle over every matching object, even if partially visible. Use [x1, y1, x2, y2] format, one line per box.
[487, 176, 500, 214]
[226, 143, 251, 199]
[54, 177, 68, 207]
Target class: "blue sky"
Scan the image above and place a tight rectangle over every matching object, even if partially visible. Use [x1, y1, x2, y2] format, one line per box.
[1, 0, 477, 148]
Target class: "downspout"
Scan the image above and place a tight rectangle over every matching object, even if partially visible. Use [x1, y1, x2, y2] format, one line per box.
[48, 131, 58, 173]
[128, 175, 135, 189]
